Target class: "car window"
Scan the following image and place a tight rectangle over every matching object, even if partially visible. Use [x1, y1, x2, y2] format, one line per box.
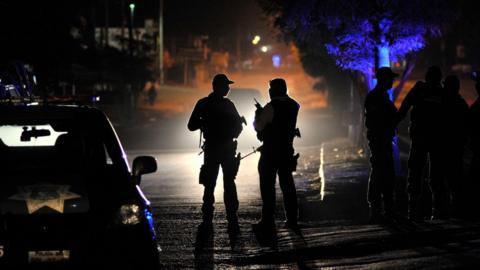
[0, 125, 66, 146]
[0, 119, 122, 178]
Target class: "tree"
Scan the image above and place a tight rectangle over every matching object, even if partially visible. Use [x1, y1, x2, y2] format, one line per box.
[259, 0, 456, 175]
[259, 0, 455, 100]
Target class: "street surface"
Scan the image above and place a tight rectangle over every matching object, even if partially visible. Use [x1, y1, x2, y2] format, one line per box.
[122, 139, 480, 269]
[127, 146, 333, 269]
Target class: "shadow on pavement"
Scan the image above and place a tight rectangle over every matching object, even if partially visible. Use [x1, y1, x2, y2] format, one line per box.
[194, 225, 214, 270]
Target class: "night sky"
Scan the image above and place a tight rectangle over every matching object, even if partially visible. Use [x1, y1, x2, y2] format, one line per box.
[0, 0, 266, 64]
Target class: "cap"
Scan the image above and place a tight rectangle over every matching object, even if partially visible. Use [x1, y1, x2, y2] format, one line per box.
[375, 67, 399, 79]
[212, 74, 234, 85]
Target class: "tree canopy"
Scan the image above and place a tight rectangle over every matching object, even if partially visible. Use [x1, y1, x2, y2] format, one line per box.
[259, 0, 455, 80]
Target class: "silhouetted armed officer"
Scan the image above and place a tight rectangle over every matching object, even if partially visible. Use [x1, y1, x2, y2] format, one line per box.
[188, 74, 243, 234]
[253, 78, 300, 235]
[470, 79, 480, 163]
[467, 75, 480, 217]
[364, 67, 398, 223]
[442, 75, 469, 217]
[397, 66, 445, 220]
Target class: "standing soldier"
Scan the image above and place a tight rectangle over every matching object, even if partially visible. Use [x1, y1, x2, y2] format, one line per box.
[442, 75, 469, 217]
[187, 74, 243, 235]
[468, 72, 480, 218]
[253, 78, 300, 237]
[397, 66, 444, 220]
[364, 67, 398, 223]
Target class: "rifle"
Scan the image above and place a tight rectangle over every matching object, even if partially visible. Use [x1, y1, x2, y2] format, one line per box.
[240, 145, 263, 160]
[294, 128, 301, 138]
[254, 98, 262, 110]
[240, 116, 247, 126]
[198, 130, 205, 155]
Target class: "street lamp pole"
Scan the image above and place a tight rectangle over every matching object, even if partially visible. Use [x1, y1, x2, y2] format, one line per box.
[128, 3, 135, 56]
[159, 0, 164, 84]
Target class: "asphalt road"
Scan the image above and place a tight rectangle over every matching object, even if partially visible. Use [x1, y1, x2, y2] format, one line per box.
[123, 141, 370, 269]
[122, 138, 480, 269]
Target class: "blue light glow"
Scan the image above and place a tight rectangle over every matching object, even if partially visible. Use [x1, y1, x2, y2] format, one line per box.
[323, 18, 427, 75]
[272, 54, 281, 68]
[378, 46, 390, 68]
[144, 209, 156, 239]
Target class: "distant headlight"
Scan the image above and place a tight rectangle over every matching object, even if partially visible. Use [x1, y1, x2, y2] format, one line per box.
[117, 204, 142, 226]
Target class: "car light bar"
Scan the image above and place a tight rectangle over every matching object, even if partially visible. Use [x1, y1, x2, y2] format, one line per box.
[0, 95, 101, 106]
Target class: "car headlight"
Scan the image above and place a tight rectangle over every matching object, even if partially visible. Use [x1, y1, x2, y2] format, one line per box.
[116, 204, 142, 226]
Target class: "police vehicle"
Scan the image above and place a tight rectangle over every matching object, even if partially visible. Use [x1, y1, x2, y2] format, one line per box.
[0, 81, 161, 268]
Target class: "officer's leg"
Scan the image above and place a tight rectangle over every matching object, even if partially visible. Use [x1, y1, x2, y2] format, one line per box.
[430, 149, 449, 219]
[443, 147, 463, 217]
[381, 139, 395, 217]
[221, 155, 239, 224]
[471, 153, 480, 183]
[258, 153, 277, 226]
[367, 140, 384, 219]
[201, 153, 220, 224]
[278, 161, 298, 225]
[407, 139, 428, 219]
[469, 152, 480, 218]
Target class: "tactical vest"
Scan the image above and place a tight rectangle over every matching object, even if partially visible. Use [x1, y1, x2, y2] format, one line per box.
[261, 96, 299, 150]
[410, 86, 443, 137]
[201, 95, 242, 144]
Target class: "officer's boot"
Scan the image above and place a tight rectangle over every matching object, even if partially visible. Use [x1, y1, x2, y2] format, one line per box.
[368, 206, 383, 224]
[408, 197, 423, 221]
[252, 218, 276, 236]
[432, 193, 450, 220]
[227, 212, 240, 235]
[199, 210, 214, 235]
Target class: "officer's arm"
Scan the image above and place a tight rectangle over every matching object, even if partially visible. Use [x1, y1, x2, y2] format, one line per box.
[254, 103, 273, 132]
[187, 101, 203, 131]
[460, 100, 470, 143]
[231, 103, 243, 138]
[396, 82, 421, 124]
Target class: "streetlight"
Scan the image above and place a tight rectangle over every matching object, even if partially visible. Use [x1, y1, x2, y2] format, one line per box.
[252, 35, 261, 45]
[159, 0, 164, 84]
[128, 3, 135, 56]
[261, 46, 268, 53]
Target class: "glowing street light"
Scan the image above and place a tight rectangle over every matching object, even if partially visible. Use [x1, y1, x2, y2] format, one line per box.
[128, 3, 135, 56]
[252, 35, 261, 45]
[261, 46, 268, 53]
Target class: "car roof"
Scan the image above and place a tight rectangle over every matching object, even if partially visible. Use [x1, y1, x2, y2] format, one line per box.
[229, 88, 262, 96]
[0, 104, 103, 122]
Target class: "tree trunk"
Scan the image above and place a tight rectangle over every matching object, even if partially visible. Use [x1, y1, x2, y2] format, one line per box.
[375, 45, 402, 177]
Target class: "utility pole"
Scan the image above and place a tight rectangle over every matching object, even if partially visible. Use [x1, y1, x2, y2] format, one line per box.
[120, 0, 125, 52]
[159, 0, 164, 84]
[104, 0, 109, 47]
